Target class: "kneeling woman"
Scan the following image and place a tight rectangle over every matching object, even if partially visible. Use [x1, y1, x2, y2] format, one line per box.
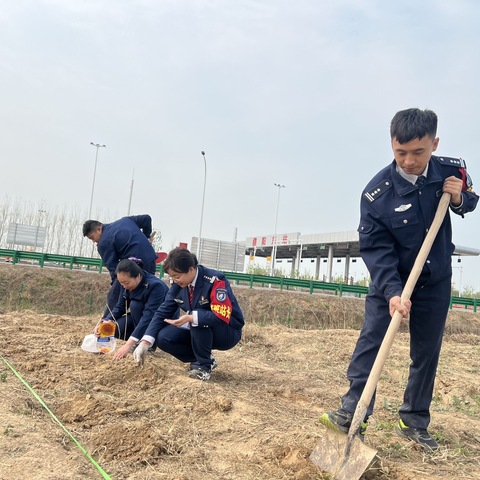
[100, 258, 170, 360]
[133, 248, 244, 380]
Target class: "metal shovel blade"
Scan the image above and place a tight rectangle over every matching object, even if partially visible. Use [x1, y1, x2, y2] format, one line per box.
[309, 429, 377, 480]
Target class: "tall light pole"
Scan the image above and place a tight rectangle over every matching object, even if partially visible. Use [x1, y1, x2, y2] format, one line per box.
[127, 169, 135, 215]
[271, 183, 286, 276]
[88, 142, 106, 219]
[197, 151, 207, 262]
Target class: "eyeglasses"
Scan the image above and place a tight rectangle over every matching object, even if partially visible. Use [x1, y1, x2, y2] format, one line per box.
[169, 272, 185, 282]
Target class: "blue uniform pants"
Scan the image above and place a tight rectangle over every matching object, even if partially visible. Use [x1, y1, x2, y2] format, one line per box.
[155, 319, 242, 369]
[341, 275, 451, 429]
[112, 298, 144, 340]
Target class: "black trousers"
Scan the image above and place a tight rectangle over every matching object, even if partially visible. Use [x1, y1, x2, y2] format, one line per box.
[155, 319, 242, 370]
[340, 275, 451, 429]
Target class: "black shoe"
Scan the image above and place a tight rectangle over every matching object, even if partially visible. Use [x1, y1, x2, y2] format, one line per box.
[319, 410, 368, 439]
[211, 355, 218, 370]
[188, 367, 211, 381]
[188, 355, 217, 372]
[395, 419, 439, 451]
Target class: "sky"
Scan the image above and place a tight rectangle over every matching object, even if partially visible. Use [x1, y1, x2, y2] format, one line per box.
[1, 0, 479, 290]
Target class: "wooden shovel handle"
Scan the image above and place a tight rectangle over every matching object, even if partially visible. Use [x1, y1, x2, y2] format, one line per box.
[349, 192, 451, 435]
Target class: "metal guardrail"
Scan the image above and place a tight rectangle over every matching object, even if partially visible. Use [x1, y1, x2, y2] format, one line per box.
[0, 248, 164, 277]
[224, 271, 367, 297]
[0, 249, 477, 309]
[450, 296, 478, 313]
[224, 272, 480, 310]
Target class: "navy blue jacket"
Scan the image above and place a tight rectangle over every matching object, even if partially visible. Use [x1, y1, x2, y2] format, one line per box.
[144, 265, 244, 339]
[358, 155, 478, 302]
[97, 215, 158, 279]
[105, 272, 169, 340]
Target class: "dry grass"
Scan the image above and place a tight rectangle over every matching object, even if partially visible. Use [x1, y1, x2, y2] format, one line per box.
[0, 263, 110, 315]
[2, 263, 478, 336]
[0, 263, 479, 480]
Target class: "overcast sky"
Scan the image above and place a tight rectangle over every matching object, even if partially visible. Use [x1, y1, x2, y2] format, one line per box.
[1, 0, 479, 289]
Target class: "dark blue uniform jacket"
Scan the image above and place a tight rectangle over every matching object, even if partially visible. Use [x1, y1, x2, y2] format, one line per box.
[358, 156, 478, 302]
[105, 272, 169, 340]
[144, 265, 244, 339]
[98, 215, 158, 279]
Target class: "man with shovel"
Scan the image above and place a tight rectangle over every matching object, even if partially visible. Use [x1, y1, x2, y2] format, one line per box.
[320, 108, 478, 451]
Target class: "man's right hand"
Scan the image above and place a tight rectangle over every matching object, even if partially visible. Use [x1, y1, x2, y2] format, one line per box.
[389, 296, 411, 319]
[133, 342, 151, 366]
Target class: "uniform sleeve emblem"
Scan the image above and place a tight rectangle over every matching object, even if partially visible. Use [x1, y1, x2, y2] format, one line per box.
[215, 288, 227, 302]
[461, 169, 475, 192]
[210, 279, 232, 324]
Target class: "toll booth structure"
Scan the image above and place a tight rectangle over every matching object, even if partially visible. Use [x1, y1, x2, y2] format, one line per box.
[245, 231, 479, 283]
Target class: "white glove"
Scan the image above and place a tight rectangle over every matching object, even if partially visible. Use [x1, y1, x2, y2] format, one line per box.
[133, 343, 150, 366]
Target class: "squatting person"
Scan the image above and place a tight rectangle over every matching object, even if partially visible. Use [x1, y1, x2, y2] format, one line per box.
[96, 258, 172, 360]
[133, 247, 244, 381]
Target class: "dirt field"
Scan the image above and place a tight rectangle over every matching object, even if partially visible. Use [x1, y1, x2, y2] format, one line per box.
[0, 264, 479, 480]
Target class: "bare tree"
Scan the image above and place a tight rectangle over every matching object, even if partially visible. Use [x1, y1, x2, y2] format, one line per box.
[0, 195, 12, 245]
[0, 197, 152, 258]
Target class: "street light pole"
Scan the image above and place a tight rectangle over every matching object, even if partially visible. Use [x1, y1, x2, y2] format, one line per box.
[88, 142, 106, 219]
[271, 183, 286, 276]
[197, 151, 207, 262]
[127, 169, 135, 215]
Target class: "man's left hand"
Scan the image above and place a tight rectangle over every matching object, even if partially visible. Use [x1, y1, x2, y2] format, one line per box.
[443, 176, 463, 206]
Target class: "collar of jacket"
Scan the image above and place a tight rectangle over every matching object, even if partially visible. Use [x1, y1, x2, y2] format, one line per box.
[389, 158, 443, 197]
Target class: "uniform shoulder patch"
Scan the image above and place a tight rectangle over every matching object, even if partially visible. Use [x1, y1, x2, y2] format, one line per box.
[363, 180, 392, 203]
[203, 274, 216, 283]
[435, 156, 466, 168]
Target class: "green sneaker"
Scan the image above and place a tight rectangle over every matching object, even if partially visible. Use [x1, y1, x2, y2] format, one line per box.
[319, 411, 367, 439]
[395, 419, 439, 451]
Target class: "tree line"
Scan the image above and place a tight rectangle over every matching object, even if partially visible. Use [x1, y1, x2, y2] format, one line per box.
[0, 196, 163, 258]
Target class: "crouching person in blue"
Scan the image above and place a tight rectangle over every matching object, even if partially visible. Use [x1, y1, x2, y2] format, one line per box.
[96, 258, 170, 360]
[133, 248, 244, 381]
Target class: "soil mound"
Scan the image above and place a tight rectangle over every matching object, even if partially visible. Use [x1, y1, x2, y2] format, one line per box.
[0, 264, 479, 479]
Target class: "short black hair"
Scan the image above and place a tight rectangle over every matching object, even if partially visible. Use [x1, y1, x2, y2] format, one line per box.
[390, 108, 438, 144]
[116, 258, 143, 277]
[82, 220, 102, 237]
[163, 248, 198, 274]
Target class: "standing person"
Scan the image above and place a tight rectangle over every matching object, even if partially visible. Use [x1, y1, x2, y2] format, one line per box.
[132, 248, 244, 381]
[95, 258, 171, 360]
[320, 108, 478, 450]
[82, 215, 158, 315]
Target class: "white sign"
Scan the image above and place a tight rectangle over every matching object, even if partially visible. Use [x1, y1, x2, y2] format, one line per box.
[7, 223, 47, 248]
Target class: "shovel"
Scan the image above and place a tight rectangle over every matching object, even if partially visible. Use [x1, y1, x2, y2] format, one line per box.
[310, 192, 451, 480]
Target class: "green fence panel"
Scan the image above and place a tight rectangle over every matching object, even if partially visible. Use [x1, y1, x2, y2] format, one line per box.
[1, 250, 479, 311]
